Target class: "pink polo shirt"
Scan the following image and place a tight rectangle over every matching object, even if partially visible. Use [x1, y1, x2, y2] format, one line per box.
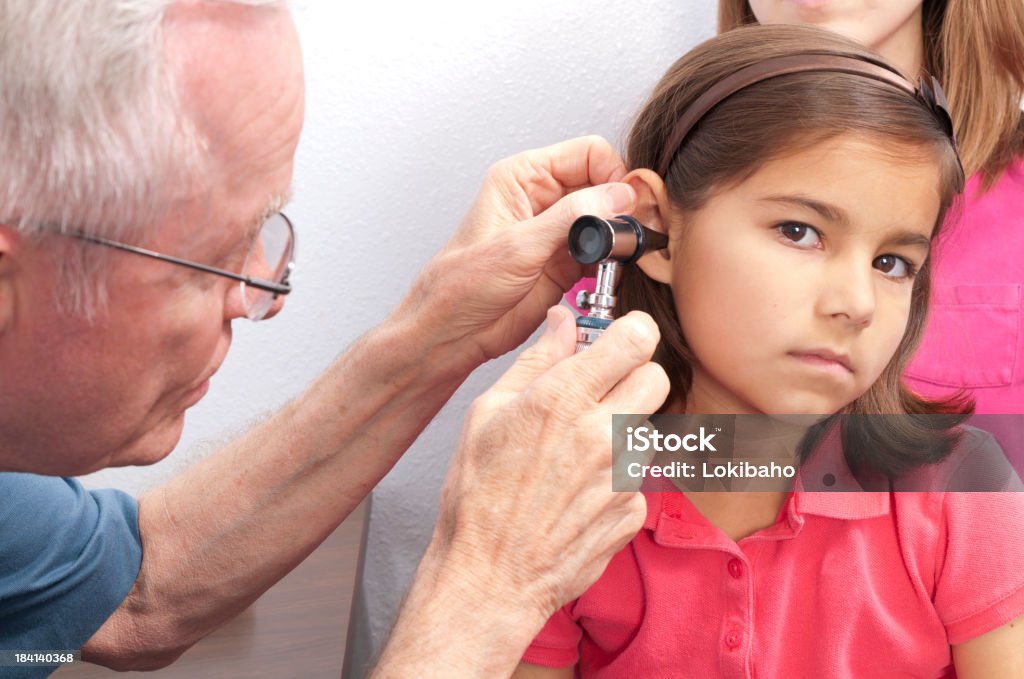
[523, 486, 1024, 677]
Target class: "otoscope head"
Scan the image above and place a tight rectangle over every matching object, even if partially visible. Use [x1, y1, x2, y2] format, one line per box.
[568, 214, 668, 265]
[569, 214, 669, 353]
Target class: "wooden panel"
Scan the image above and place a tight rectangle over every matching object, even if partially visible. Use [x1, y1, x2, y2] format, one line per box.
[54, 502, 366, 679]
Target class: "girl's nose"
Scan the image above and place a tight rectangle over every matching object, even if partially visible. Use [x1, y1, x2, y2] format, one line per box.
[817, 260, 875, 329]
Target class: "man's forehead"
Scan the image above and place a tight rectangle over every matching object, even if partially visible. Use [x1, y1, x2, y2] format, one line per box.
[161, 2, 302, 259]
[184, 188, 293, 256]
[165, 1, 304, 191]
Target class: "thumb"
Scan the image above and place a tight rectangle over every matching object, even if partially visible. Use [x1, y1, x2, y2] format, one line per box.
[490, 305, 577, 395]
[519, 182, 637, 262]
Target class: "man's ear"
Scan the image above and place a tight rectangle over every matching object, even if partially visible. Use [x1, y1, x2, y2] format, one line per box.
[0, 226, 19, 333]
[623, 169, 674, 285]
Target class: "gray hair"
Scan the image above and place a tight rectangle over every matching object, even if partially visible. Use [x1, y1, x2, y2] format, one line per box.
[0, 0, 282, 316]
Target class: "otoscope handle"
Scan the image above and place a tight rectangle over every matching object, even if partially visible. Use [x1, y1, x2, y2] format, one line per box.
[575, 315, 613, 353]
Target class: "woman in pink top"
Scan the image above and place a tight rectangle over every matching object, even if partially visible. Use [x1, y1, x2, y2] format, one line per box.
[520, 24, 1024, 678]
[720, 0, 1024, 412]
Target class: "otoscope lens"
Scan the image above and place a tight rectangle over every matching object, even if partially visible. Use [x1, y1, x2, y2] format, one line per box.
[568, 216, 613, 265]
[577, 225, 602, 258]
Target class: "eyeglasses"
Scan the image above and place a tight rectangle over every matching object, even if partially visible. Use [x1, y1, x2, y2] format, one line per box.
[67, 212, 296, 321]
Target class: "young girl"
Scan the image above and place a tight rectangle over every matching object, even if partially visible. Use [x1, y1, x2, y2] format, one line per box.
[718, 0, 1024, 415]
[517, 25, 1024, 678]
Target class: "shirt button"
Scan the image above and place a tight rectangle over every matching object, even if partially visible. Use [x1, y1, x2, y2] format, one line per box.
[727, 558, 744, 579]
[725, 631, 742, 649]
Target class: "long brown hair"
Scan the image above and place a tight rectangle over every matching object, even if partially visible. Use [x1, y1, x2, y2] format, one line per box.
[617, 25, 972, 476]
[718, 0, 1024, 188]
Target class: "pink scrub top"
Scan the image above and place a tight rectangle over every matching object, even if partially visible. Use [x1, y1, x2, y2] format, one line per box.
[904, 158, 1024, 414]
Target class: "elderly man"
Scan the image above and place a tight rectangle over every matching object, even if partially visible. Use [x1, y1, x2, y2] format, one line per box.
[0, 1, 667, 677]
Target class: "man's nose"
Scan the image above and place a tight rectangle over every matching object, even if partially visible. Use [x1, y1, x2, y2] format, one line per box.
[223, 281, 249, 321]
[223, 284, 288, 322]
[261, 291, 287, 321]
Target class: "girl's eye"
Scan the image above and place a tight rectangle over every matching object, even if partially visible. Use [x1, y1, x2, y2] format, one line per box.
[873, 254, 917, 280]
[776, 222, 821, 248]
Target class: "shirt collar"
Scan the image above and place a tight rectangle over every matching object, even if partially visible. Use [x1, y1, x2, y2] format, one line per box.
[641, 422, 890, 543]
[792, 422, 891, 519]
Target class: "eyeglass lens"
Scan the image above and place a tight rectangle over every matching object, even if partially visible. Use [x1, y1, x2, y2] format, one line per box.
[241, 212, 295, 320]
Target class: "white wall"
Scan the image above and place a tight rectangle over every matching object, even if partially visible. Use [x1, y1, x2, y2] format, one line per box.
[79, 0, 717, 672]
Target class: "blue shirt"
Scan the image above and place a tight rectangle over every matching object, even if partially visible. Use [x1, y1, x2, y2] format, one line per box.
[0, 473, 142, 677]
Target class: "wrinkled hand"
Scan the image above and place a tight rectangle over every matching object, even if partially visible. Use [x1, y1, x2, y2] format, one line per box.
[431, 306, 669, 622]
[400, 136, 635, 370]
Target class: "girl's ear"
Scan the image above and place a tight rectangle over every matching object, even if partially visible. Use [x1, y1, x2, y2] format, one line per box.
[623, 169, 674, 285]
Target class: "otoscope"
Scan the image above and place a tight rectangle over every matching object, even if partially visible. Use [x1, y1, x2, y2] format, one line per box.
[568, 215, 669, 353]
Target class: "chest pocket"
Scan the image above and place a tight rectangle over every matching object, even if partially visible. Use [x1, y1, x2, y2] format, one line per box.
[906, 284, 1020, 388]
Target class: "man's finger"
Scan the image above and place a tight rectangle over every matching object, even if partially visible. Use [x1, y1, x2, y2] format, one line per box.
[601, 361, 670, 415]
[539, 311, 660, 404]
[517, 135, 630, 215]
[612, 417, 659, 492]
[489, 305, 578, 395]
[605, 364, 670, 491]
[515, 181, 637, 268]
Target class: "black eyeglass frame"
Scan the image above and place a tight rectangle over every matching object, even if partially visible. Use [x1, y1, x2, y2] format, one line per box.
[65, 212, 295, 297]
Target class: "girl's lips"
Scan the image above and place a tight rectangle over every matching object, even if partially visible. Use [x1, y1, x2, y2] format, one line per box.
[789, 351, 854, 375]
[786, 0, 832, 9]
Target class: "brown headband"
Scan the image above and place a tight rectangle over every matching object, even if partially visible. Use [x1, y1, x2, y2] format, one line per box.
[654, 51, 962, 181]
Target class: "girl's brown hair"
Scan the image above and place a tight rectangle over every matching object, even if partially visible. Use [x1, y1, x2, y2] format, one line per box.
[719, 0, 1024, 188]
[617, 24, 971, 477]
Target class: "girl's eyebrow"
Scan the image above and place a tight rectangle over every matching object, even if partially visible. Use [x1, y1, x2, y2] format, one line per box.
[884, 231, 932, 248]
[757, 194, 848, 226]
[757, 194, 931, 248]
